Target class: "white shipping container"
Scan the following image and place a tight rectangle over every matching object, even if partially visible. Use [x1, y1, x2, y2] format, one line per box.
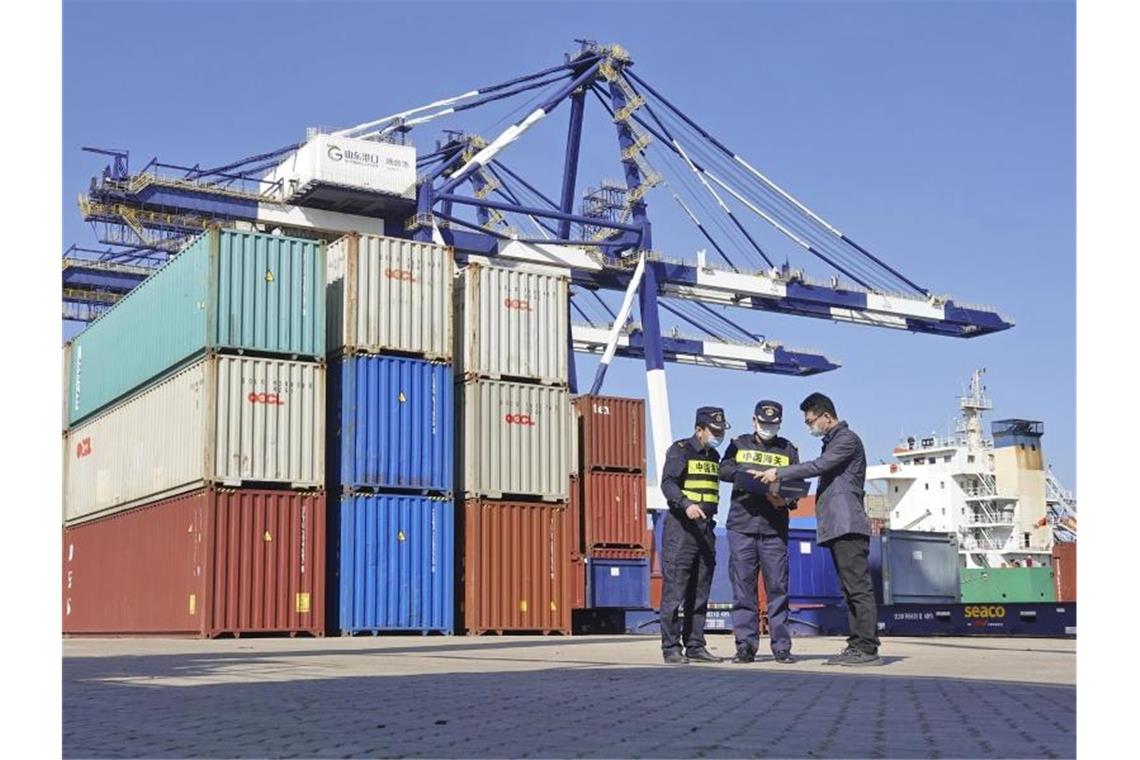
[327, 234, 453, 359]
[63, 355, 324, 525]
[459, 379, 571, 500]
[268, 134, 416, 199]
[455, 261, 570, 384]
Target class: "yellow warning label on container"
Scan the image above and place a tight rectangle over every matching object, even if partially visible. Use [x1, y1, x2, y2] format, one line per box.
[397, 530, 406, 542]
[189, 594, 196, 615]
[398, 391, 407, 403]
[265, 269, 275, 283]
[296, 593, 311, 614]
[550, 601, 557, 611]
[264, 530, 272, 542]
[520, 600, 529, 612]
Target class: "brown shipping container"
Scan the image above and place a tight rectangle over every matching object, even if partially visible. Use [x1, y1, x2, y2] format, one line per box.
[571, 557, 587, 610]
[587, 546, 649, 560]
[794, 495, 817, 518]
[1052, 542, 1077, 602]
[583, 471, 648, 550]
[62, 488, 325, 637]
[568, 474, 582, 558]
[462, 499, 572, 635]
[572, 395, 646, 473]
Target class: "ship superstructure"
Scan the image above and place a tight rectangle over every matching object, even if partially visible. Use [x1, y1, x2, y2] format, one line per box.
[866, 370, 1075, 568]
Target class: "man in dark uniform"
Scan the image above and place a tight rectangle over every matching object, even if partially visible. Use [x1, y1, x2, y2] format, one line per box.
[658, 406, 728, 664]
[719, 400, 804, 664]
[759, 392, 881, 666]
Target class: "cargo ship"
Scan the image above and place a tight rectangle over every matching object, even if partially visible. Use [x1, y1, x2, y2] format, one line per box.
[865, 369, 1077, 570]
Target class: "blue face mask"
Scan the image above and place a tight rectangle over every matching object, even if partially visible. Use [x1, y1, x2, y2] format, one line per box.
[707, 433, 724, 449]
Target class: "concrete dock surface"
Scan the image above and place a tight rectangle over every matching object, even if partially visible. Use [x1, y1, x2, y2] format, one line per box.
[63, 634, 1075, 758]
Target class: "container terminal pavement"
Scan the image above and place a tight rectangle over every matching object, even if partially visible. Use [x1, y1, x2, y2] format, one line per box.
[63, 633, 1075, 758]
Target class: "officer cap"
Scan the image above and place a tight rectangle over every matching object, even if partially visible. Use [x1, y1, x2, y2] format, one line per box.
[754, 400, 783, 423]
[695, 406, 730, 431]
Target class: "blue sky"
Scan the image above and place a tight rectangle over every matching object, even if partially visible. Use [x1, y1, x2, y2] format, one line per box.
[61, 1, 1075, 487]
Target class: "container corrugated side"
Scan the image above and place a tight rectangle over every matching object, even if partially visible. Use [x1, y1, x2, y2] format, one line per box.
[459, 379, 571, 500]
[572, 395, 645, 473]
[1052, 542, 1076, 602]
[66, 229, 324, 426]
[582, 471, 648, 550]
[64, 354, 325, 525]
[329, 355, 453, 492]
[62, 487, 325, 637]
[332, 494, 454, 633]
[455, 262, 568, 384]
[327, 234, 452, 359]
[461, 499, 571, 634]
[787, 528, 844, 604]
[586, 557, 649, 608]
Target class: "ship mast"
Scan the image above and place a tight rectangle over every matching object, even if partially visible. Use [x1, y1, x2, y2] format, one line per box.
[956, 368, 992, 450]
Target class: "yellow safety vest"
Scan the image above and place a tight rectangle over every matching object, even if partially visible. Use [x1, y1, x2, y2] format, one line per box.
[683, 459, 720, 504]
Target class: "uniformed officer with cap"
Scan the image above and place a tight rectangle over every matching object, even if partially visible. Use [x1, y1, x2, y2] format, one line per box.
[658, 406, 728, 664]
[718, 400, 805, 664]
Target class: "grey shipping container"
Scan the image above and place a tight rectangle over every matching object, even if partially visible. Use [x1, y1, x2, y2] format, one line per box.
[458, 379, 571, 500]
[873, 530, 961, 605]
[455, 260, 569, 384]
[326, 233, 453, 359]
[64, 354, 324, 526]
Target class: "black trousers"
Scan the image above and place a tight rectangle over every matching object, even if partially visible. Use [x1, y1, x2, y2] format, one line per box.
[825, 533, 881, 654]
[659, 512, 716, 653]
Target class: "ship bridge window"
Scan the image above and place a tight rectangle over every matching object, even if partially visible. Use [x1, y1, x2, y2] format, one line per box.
[944, 455, 952, 463]
[915, 458, 925, 465]
[968, 455, 975, 463]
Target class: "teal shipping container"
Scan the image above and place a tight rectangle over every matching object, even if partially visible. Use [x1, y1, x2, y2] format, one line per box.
[66, 229, 325, 426]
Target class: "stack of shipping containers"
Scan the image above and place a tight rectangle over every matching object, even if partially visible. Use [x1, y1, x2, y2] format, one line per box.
[62, 229, 328, 637]
[455, 260, 573, 634]
[571, 396, 650, 612]
[325, 233, 455, 634]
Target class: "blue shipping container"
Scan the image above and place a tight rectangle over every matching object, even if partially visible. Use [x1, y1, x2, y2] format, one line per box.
[67, 229, 325, 426]
[332, 494, 454, 633]
[329, 355, 454, 493]
[588, 558, 649, 608]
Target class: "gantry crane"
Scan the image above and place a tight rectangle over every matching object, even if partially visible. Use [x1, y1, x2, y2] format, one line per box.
[68, 41, 1013, 470]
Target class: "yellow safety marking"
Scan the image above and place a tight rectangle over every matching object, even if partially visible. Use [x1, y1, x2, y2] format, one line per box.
[264, 530, 272, 542]
[189, 594, 196, 615]
[736, 451, 791, 467]
[296, 593, 311, 614]
[687, 460, 719, 475]
[265, 270, 275, 283]
[397, 530, 406, 542]
[520, 600, 529, 613]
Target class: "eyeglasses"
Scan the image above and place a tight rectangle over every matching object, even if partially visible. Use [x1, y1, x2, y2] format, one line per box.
[804, 415, 821, 427]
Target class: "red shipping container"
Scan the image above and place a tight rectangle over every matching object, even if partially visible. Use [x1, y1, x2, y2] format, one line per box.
[62, 487, 325, 637]
[1052, 542, 1076, 602]
[568, 474, 582, 558]
[588, 546, 649, 560]
[571, 557, 587, 610]
[462, 499, 572, 635]
[582, 471, 648, 550]
[793, 495, 817, 518]
[649, 572, 663, 609]
[572, 395, 645, 473]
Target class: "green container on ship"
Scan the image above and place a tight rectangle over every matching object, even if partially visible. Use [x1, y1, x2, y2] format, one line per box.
[66, 228, 325, 427]
[959, 567, 1057, 603]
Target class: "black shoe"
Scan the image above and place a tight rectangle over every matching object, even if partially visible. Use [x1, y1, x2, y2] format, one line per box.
[685, 648, 723, 663]
[663, 650, 689, 665]
[824, 646, 859, 666]
[772, 650, 796, 664]
[731, 646, 756, 664]
[839, 649, 882, 667]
